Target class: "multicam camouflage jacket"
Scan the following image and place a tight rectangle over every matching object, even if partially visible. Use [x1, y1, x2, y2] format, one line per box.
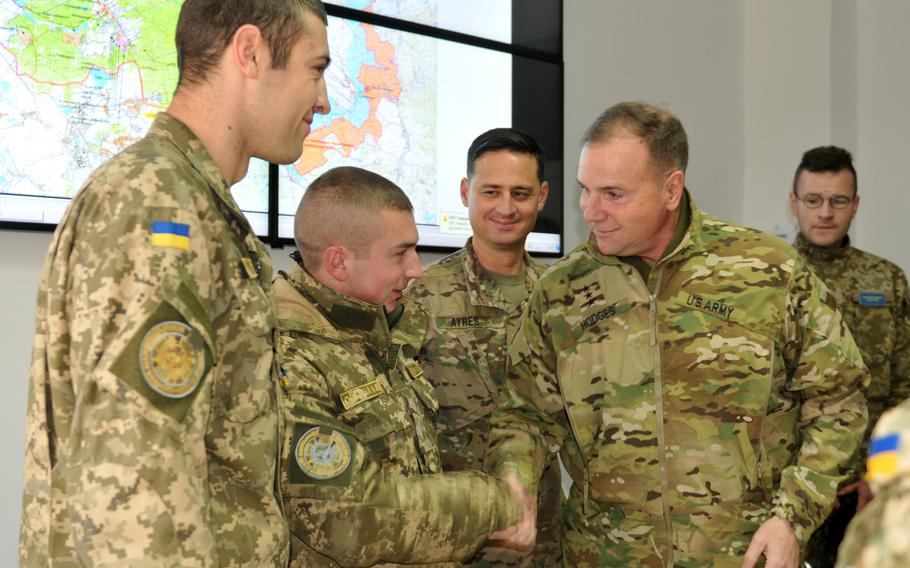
[408, 238, 563, 567]
[795, 233, 910, 471]
[273, 264, 522, 568]
[836, 398, 910, 568]
[487, 195, 870, 567]
[20, 113, 288, 566]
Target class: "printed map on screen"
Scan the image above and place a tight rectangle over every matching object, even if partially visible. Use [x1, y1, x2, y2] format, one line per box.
[279, 2, 439, 228]
[0, 0, 267, 226]
[0, 0, 498, 244]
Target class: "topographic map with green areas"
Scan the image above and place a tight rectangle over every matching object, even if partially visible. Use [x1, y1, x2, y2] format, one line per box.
[0, 0, 268, 224]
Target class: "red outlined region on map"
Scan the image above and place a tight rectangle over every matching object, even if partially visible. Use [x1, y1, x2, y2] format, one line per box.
[294, 23, 402, 177]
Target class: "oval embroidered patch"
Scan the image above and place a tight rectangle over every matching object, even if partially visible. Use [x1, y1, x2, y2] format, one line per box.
[295, 427, 352, 480]
[139, 321, 206, 399]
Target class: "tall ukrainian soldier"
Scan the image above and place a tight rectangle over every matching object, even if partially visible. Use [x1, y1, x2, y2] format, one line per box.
[275, 166, 522, 567]
[790, 146, 910, 568]
[485, 101, 870, 567]
[836, 398, 910, 568]
[407, 128, 562, 567]
[19, 1, 331, 565]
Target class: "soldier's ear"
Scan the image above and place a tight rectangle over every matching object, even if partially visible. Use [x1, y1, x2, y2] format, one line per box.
[537, 181, 550, 212]
[665, 170, 685, 210]
[460, 178, 471, 207]
[231, 24, 267, 79]
[850, 194, 861, 218]
[323, 245, 351, 282]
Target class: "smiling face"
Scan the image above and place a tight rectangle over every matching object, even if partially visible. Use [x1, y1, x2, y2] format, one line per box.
[251, 11, 331, 164]
[790, 169, 859, 248]
[344, 208, 423, 312]
[461, 149, 548, 253]
[577, 136, 684, 261]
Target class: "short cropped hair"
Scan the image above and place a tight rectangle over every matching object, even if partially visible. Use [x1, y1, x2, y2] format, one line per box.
[175, 0, 328, 87]
[295, 167, 414, 269]
[582, 101, 688, 176]
[466, 128, 546, 182]
[792, 145, 858, 195]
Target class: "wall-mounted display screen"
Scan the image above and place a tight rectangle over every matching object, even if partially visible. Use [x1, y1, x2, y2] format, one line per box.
[275, 14, 522, 249]
[0, 0, 563, 255]
[0, 0, 273, 234]
[331, 0, 512, 43]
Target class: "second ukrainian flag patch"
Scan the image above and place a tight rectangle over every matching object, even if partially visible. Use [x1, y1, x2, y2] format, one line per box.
[151, 221, 190, 251]
[867, 432, 900, 482]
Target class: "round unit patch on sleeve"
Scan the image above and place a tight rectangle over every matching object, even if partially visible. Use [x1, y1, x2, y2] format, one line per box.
[139, 321, 206, 399]
[295, 427, 352, 480]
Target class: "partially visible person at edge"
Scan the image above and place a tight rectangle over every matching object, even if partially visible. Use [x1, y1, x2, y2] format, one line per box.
[790, 146, 910, 568]
[407, 128, 563, 567]
[274, 166, 523, 567]
[484, 101, 870, 568]
[836, 398, 910, 568]
[18, 1, 331, 565]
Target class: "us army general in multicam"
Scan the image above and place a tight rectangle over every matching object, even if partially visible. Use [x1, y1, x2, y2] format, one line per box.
[790, 146, 910, 567]
[408, 128, 562, 567]
[836, 398, 910, 568]
[19, 1, 331, 565]
[485, 101, 870, 568]
[274, 167, 523, 567]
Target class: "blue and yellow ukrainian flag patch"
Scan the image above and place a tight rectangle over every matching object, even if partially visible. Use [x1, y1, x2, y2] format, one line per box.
[151, 221, 190, 251]
[867, 432, 900, 482]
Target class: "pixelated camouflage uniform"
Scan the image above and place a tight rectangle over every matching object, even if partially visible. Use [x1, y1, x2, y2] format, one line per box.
[408, 238, 563, 567]
[836, 398, 910, 568]
[20, 113, 288, 566]
[486, 193, 869, 567]
[796, 234, 910, 566]
[795, 234, 910, 463]
[273, 263, 522, 567]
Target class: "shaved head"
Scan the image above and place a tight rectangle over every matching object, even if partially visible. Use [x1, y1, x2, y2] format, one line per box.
[294, 166, 414, 269]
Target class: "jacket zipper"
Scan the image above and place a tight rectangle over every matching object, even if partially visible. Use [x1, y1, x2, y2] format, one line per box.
[556, 371, 593, 520]
[757, 341, 775, 500]
[648, 268, 674, 567]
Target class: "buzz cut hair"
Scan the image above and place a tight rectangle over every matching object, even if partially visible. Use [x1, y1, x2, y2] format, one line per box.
[792, 145, 858, 196]
[582, 101, 688, 177]
[175, 0, 328, 87]
[294, 166, 414, 269]
[466, 128, 546, 182]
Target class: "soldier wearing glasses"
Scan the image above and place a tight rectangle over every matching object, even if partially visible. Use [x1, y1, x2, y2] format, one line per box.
[791, 146, 910, 568]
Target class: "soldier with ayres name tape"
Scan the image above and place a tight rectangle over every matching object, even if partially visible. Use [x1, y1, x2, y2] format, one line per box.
[485, 101, 870, 568]
[274, 166, 523, 567]
[19, 1, 331, 565]
[408, 128, 563, 567]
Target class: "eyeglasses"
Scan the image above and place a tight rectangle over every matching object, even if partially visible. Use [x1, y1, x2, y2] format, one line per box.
[795, 193, 855, 209]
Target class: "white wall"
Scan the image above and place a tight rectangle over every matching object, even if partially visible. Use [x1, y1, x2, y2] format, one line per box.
[0, 230, 51, 563]
[855, 1, 910, 272]
[563, 0, 744, 252]
[4, 0, 910, 560]
[742, 1, 836, 237]
[741, 0, 862, 242]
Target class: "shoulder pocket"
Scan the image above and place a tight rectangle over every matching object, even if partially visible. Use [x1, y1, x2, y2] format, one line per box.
[422, 318, 499, 428]
[281, 418, 366, 502]
[338, 377, 412, 447]
[212, 279, 275, 424]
